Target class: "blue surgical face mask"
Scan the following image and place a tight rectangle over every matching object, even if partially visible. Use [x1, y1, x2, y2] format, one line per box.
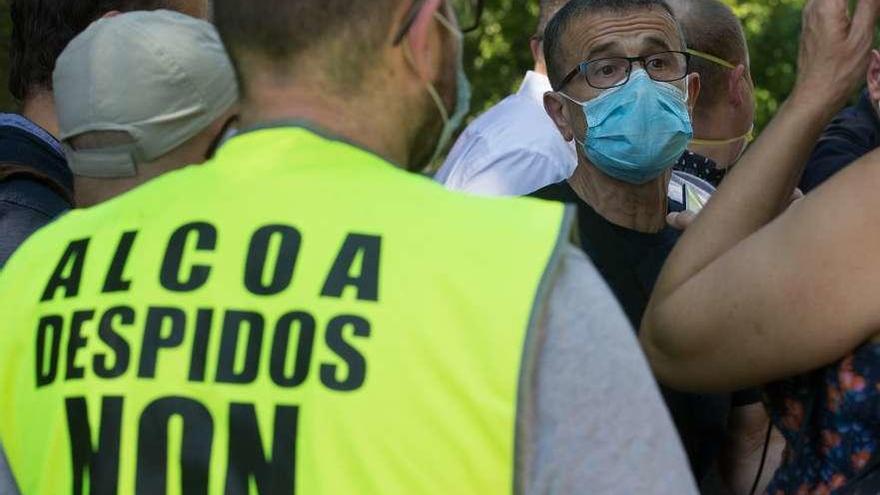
[561, 70, 693, 184]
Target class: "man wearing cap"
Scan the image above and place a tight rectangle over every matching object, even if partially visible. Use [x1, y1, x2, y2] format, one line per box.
[0, 10, 235, 494]
[0, 0, 697, 493]
[54, 10, 238, 207]
[0, 0, 210, 268]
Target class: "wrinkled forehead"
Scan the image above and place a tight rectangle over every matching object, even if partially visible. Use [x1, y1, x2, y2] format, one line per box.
[561, 7, 684, 66]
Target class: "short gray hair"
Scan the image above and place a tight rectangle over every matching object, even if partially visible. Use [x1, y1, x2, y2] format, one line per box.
[544, 0, 685, 90]
[667, 0, 748, 109]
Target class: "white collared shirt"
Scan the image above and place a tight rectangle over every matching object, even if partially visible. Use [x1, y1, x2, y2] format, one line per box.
[435, 71, 577, 196]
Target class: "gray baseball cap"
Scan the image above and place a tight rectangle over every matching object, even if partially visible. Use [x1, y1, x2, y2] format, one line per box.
[54, 10, 238, 178]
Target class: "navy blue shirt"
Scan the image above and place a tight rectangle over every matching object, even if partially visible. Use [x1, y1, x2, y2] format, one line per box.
[800, 90, 880, 193]
[0, 114, 73, 267]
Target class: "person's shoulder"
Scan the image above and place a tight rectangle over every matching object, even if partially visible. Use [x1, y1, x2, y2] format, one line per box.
[422, 168, 566, 211]
[459, 91, 558, 144]
[0, 161, 211, 285]
[0, 197, 59, 269]
[820, 93, 879, 147]
[13, 161, 203, 244]
[438, 90, 573, 190]
[468, 92, 533, 125]
[0, 177, 69, 218]
[405, 170, 570, 238]
[528, 181, 578, 203]
[0, 121, 46, 148]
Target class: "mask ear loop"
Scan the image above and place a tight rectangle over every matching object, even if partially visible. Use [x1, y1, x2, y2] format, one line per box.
[400, 12, 461, 128]
[690, 125, 755, 147]
[554, 92, 590, 148]
[404, 42, 451, 126]
[680, 73, 692, 104]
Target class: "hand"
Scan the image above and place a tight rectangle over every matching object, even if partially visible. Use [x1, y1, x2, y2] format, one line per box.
[667, 211, 697, 231]
[793, 0, 880, 112]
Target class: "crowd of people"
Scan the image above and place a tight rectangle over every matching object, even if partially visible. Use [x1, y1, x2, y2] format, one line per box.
[0, 0, 879, 493]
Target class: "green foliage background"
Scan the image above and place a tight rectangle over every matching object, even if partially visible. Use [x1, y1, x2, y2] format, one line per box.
[0, 0, 820, 133]
[0, 0, 9, 112]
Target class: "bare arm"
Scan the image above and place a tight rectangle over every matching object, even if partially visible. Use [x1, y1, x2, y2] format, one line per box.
[640, 0, 880, 392]
[719, 404, 785, 495]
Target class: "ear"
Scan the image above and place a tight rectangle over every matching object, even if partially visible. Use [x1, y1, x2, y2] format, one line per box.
[404, 0, 444, 81]
[544, 92, 575, 142]
[727, 64, 748, 107]
[102, 10, 122, 18]
[686, 72, 701, 113]
[530, 36, 545, 69]
[867, 50, 880, 103]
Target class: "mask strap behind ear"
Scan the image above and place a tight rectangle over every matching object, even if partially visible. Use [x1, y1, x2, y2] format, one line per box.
[683, 74, 691, 103]
[687, 49, 736, 70]
[557, 91, 587, 106]
[402, 40, 450, 125]
[433, 11, 463, 40]
[551, 92, 586, 147]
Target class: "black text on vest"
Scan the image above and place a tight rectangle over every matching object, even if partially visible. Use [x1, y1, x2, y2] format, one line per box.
[41, 226, 382, 302]
[65, 395, 299, 494]
[36, 224, 381, 492]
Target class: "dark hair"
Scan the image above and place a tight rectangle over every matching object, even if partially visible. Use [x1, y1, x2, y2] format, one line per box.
[214, 0, 400, 95]
[667, 0, 748, 109]
[537, 0, 570, 39]
[543, 0, 682, 90]
[8, 0, 173, 102]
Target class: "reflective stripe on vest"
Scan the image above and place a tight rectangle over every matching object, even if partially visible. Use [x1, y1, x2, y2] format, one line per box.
[0, 126, 567, 495]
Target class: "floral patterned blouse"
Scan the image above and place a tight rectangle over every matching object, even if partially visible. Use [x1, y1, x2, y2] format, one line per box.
[764, 342, 880, 494]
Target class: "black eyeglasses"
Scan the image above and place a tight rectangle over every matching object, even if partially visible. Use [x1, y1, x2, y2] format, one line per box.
[558, 51, 691, 90]
[393, 0, 484, 45]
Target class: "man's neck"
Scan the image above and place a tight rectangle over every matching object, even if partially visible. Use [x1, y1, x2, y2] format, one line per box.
[74, 149, 197, 207]
[567, 161, 669, 233]
[21, 92, 60, 138]
[239, 84, 415, 168]
[74, 177, 133, 208]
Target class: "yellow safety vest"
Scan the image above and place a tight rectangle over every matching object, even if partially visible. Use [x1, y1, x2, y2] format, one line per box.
[0, 126, 568, 495]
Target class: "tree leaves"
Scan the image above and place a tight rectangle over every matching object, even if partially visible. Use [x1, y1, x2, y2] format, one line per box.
[0, 0, 10, 112]
[0, 0, 845, 134]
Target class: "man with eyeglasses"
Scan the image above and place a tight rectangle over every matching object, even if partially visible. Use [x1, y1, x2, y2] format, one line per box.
[0, 0, 698, 493]
[533, 0, 766, 490]
[435, 0, 577, 196]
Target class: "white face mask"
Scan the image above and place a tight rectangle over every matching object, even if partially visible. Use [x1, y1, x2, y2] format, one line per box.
[690, 125, 755, 166]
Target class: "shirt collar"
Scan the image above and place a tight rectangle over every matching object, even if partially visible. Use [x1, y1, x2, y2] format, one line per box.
[857, 90, 880, 131]
[517, 71, 553, 104]
[0, 113, 64, 158]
